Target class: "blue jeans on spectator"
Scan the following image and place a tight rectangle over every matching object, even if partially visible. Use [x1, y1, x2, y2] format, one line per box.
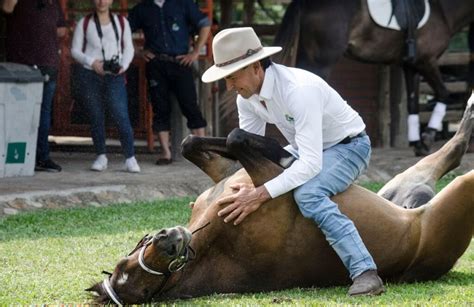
[76, 67, 135, 158]
[293, 135, 376, 280]
[36, 78, 56, 162]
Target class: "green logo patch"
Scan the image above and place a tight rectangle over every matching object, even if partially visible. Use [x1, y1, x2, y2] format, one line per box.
[6, 142, 26, 164]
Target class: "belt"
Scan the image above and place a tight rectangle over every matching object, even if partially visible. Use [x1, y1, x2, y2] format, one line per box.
[153, 53, 181, 63]
[339, 130, 367, 145]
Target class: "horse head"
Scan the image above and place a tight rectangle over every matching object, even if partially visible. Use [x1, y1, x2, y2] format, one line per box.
[86, 226, 193, 304]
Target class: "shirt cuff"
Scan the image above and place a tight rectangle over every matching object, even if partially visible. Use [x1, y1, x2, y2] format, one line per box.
[86, 56, 96, 68]
[264, 177, 287, 199]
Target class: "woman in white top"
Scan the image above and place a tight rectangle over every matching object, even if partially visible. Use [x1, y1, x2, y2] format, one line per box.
[71, 0, 140, 173]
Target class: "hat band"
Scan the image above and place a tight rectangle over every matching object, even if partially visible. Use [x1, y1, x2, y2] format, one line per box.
[215, 46, 263, 67]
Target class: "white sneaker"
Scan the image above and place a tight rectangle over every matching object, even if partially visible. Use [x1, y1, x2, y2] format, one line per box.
[91, 154, 108, 171]
[124, 156, 140, 173]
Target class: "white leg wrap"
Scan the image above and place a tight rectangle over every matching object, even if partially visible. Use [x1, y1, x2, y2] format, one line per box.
[408, 114, 420, 142]
[427, 102, 447, 131]
[468, 91, 474, 119]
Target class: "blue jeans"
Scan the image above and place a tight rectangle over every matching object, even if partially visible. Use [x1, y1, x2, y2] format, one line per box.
[76, 67, 135, 158]
[36, 79, 56, 162]
[293, 135, 376, 280]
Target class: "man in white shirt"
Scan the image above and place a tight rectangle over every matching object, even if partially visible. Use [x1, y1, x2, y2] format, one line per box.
[202, 27, 385, 296]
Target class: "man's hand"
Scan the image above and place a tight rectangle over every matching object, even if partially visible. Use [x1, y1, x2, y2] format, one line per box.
[138, 49, 155, 62]
[91, 60, 105, 76]
[216, 184, 271, 225]
[1, 0, 18, 13]
[176, 50, 199, 67]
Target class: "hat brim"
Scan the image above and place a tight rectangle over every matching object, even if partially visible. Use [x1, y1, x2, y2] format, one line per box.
[202, 46, 282, 83]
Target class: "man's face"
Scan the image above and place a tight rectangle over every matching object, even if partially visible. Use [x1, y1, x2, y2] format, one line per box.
[224, 63, 263, 99]
[94, 0, 113, 12]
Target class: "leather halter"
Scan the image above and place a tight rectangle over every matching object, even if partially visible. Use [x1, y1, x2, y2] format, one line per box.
[101, 234, 193, 306]
[100, 223, 209, 305]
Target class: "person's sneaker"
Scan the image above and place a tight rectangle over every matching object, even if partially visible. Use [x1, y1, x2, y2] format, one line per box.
[91, 154, 108, 172]
[348, 270, 385, 296]
[35, 159, 62, 172]
[124, 156, 140, 173]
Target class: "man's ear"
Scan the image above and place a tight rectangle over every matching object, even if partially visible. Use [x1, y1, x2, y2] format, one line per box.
[252, 61, 263, 75]
[252, 61, 261, 70]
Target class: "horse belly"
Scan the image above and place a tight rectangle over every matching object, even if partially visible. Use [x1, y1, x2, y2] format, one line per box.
[347, 27, 403, 63]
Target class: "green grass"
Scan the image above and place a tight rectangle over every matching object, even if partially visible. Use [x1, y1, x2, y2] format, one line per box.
[0, 181, 472, 305]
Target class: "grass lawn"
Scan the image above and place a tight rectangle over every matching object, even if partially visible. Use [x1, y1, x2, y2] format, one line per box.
[0, 180, 472, 305]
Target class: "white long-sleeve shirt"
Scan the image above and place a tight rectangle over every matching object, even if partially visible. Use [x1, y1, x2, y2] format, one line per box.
[237, 63, 366, 198]
[71, 14, 134, 71]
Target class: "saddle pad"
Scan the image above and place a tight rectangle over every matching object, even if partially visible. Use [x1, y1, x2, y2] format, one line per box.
[367, 0, 430, 31]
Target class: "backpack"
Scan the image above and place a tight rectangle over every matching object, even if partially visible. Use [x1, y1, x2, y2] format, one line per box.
[81, 13, 125, 52]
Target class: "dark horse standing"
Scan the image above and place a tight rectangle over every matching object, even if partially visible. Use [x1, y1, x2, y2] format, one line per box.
[274, 0, 474, 155]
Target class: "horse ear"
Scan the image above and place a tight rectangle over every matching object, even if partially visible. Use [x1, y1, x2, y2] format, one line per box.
[85, 283, 102, 296]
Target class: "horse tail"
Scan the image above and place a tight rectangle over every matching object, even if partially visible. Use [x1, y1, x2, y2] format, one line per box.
[273, 0, 302, 67]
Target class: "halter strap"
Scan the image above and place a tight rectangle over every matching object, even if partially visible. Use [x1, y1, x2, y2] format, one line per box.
[138, 241, 165, 275]
[215, 47, 263, 67]
[102, 278, 124, 306]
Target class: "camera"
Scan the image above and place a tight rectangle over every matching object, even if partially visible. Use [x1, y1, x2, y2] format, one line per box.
[103, 55, 121, 74]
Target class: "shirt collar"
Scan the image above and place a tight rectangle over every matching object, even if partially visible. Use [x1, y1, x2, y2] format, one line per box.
[258, 65, 275, 101]
[154, 0, 165, 8]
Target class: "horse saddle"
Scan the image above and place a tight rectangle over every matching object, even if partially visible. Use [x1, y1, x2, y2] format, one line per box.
[367, 0, 430, 31]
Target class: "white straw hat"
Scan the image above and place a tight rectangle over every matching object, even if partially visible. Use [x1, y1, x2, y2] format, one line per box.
[202, 27, 282, 83]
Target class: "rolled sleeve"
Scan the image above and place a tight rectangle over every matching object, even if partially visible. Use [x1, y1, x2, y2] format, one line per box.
[197, 16, 211, 28]
[186, 0, 209, 29]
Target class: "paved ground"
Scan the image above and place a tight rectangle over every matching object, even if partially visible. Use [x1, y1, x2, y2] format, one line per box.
[1, 142, 473, 217]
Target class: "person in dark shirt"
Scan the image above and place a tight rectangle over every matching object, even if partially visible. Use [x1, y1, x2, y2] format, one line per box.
[2, 0, 66, 172]
[128, 0, 210, 165]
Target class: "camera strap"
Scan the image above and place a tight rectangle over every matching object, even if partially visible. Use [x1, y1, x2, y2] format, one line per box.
[93, 12, 121, 62]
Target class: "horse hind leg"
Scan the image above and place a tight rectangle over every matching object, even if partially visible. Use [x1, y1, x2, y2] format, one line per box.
[378, 92, 474, 208]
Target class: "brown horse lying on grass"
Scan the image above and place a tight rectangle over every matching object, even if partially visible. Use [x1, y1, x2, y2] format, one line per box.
[87, 94, 474, 304]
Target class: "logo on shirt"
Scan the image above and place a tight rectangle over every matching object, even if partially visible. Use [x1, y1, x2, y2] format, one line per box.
[172, 23, 180, 31]
[285, 114, 294, 123]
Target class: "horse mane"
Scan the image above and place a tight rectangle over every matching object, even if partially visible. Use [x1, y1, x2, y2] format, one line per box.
[272, 0, 302, 67]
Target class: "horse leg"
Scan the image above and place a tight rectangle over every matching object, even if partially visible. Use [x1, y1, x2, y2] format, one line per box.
[402, 65, 427, 156]
[378, 92, 474, 208]
[181, 135, 242, 183]
[415, 58, 449, 152]
[225, 128, 295, 187]
[295, 2, 353, 79]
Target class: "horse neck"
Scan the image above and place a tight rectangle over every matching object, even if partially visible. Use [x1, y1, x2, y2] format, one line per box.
[437, 0, 474, 34]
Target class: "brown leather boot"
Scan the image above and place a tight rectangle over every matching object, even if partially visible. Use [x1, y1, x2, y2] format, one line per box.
[348, 270, 385, 296]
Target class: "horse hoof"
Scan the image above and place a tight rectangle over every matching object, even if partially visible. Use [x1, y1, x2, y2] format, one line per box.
[422, 130, 436, 148]
[413, 141, 430, 157]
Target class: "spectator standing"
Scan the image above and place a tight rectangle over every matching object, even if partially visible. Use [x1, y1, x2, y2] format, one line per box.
[128, 0, 210, 165]
[2, 0, 66, 172]
[71, 0, 140, 173]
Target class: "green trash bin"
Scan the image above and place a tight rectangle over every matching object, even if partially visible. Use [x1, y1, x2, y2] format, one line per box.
[0, 63, 44, 177]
